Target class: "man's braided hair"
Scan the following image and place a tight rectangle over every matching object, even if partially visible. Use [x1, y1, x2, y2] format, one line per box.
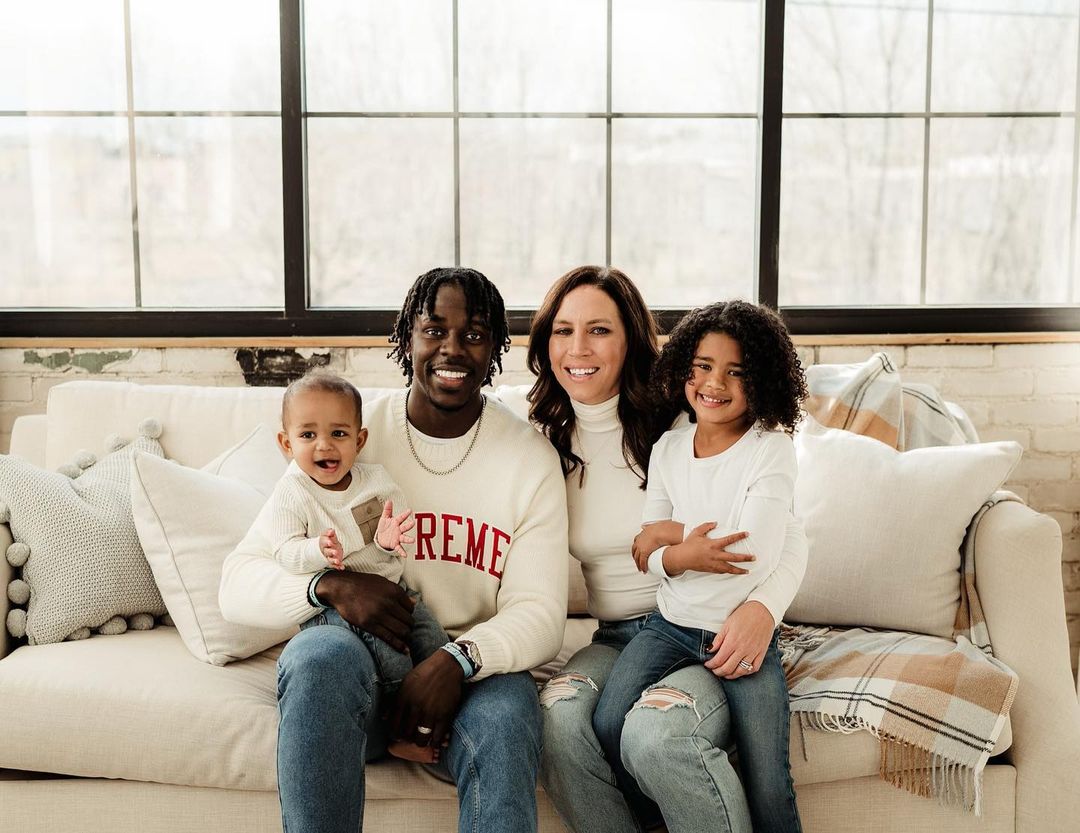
[388, 267, 511, 385]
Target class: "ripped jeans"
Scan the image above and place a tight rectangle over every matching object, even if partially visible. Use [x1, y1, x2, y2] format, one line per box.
[595, 612, 800, 833]
[539, 616, 753, 833]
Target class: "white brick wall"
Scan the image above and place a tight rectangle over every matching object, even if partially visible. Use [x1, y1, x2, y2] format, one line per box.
[1, 340, 1078, 673]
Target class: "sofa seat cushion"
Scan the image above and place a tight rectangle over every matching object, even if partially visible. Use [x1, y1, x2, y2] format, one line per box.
[0, 628, 281, 790]
[0, 623, 1012, 794]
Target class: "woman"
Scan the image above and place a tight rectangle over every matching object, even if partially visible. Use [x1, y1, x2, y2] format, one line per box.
[523, 266, 807, 833]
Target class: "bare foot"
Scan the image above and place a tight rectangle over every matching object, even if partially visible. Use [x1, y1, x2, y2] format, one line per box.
[388, 740, 440, 764]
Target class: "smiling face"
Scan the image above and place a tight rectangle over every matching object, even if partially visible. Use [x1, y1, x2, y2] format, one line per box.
[684, 331, 750, 436]
[407, 281, 494, 434]
[547, 284, 628, 405]
[277, 388, 367, 491]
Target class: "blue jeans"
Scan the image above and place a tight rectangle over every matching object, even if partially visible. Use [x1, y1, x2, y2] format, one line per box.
[539, 617, 751, 833]
[594, 612, 800, 833]
[278, 608, 542, 833]
[298, 586, 448, 692]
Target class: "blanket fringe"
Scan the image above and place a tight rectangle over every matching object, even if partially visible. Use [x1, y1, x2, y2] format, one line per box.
[799, 714, 983, 815]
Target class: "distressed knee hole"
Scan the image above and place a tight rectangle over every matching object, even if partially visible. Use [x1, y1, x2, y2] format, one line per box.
[630, 685, 700, 720]
[539, 672, 598, 708]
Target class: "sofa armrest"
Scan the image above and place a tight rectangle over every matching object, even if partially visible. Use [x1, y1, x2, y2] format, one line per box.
[10, 413, 47, 467]
[974, 500, 1080, 833]
[0, 521, 12, 660]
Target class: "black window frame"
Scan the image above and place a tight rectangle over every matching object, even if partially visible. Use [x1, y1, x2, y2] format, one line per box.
[3, 0, 1079, 338]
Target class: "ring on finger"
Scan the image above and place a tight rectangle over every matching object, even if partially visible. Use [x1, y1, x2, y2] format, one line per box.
[417, 726, 433, 736]
[737, 659, 754, 672]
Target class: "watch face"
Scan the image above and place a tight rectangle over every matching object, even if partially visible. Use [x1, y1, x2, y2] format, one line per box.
[459, 640, 482, 671]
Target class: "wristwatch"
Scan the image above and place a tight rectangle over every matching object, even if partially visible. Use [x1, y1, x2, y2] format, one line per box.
[455, 640, 482, 676]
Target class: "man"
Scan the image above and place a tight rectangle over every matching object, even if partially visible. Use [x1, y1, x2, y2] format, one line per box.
[220, 267, 569, 833]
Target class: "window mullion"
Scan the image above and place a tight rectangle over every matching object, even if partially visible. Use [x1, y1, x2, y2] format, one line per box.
[757, 0, 784, 309]
[280, 0, 306, 318]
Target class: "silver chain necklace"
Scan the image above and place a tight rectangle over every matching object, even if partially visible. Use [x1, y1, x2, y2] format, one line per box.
[404, 391, 486, 476]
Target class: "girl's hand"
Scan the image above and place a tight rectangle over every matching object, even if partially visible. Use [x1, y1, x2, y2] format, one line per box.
[375, 499, 415, 559]
[661, 524, 753, 577]
[320, 528, 345, 570]
[705, 600, 775, 679]
[632, 520, 685, 572]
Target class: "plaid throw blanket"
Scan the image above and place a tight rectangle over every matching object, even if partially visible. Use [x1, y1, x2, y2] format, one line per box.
[782, 353, 1019, 813]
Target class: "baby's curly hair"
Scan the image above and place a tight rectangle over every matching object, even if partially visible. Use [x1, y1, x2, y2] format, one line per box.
[651, 300, 807, 435]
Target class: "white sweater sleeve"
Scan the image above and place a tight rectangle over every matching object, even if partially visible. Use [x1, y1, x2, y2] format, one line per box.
[266, 486, 327, 574]
[455, 456, 569, 680]
[219, 542, 320, 628]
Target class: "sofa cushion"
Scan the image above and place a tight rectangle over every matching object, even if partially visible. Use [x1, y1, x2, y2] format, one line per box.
[0, 628, 280, 790]
[130, 449, 296, 666]
[0, 625, 1010, 793]
[787, 418, 1022, 637]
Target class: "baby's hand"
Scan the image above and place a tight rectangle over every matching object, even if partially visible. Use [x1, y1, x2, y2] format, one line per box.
[375, 499, 415, 559]
[320, 529, 345, 570]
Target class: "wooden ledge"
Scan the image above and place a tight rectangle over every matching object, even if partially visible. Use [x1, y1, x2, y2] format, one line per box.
[1, 332, 1079, 349]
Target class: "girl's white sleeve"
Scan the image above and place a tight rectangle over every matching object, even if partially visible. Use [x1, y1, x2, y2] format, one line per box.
[746, 515, 807, 626]
[643, 438, 677, 577]
[716, 434, 798, 593]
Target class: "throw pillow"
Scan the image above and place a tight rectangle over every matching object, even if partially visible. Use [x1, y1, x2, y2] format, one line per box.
[786, 418, 1022, 637]
[2, 420, 167, 644]
[201, 423, 287, 498]
[130, 447, 296, 666]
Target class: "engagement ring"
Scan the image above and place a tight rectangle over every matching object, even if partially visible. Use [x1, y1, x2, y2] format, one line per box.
[738, 659, 754, 672]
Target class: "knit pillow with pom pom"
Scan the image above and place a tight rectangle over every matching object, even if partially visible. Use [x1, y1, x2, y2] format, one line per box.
[2, 419, 167, 644]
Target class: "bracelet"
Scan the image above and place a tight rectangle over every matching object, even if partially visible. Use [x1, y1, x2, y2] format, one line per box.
[307, 568, 333, 610]
[439, 642, 475, 679]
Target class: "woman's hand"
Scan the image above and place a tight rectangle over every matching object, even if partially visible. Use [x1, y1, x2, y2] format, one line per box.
[704, 600, 775, 679]
[632, 521, 685, 572]
[661, 524, 753, 577]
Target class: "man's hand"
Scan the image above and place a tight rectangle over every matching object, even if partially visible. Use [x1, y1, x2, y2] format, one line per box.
[375, 500, 415, 559]
[389, 650, 464, 751]
[661, 524, 753, 577]
[315, 571, 415, 653]
[319, 528, 345, 570]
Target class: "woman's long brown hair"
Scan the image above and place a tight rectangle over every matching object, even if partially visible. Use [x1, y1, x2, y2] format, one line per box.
[527, 266, 660, 488]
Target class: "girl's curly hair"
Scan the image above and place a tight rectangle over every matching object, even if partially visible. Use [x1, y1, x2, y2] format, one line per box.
[651, 300, 807, 435]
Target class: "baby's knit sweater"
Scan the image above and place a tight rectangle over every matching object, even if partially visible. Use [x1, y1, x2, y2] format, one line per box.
[252, 459, 404, 579]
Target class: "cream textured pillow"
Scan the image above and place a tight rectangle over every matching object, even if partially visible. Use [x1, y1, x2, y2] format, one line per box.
[787, 419, 1022, 637]
[130, 448, 296, 666]
[201, 423, 287, 498]
[2, 424, 167, 644]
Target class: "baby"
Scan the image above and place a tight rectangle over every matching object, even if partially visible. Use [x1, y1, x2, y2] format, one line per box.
[252, 371, 448, 762]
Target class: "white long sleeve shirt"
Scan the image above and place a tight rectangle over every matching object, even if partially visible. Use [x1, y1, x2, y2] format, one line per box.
[496, 388, 807, 626]
[644, 423, 799, 631]
[220, 390, 569, 680]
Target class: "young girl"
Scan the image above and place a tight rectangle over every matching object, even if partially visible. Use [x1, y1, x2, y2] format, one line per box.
[592, 299, 807, 833]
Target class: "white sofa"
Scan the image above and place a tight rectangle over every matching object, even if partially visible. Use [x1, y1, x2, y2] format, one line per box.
[1, 379, 1078, 833]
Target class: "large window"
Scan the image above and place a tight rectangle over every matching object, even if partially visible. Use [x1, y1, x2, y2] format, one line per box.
[2, 0, 1079, 336]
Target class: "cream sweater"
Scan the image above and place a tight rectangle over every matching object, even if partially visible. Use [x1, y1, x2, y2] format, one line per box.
[251, 459, 404, 578]
[220, 390, 569, 680]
